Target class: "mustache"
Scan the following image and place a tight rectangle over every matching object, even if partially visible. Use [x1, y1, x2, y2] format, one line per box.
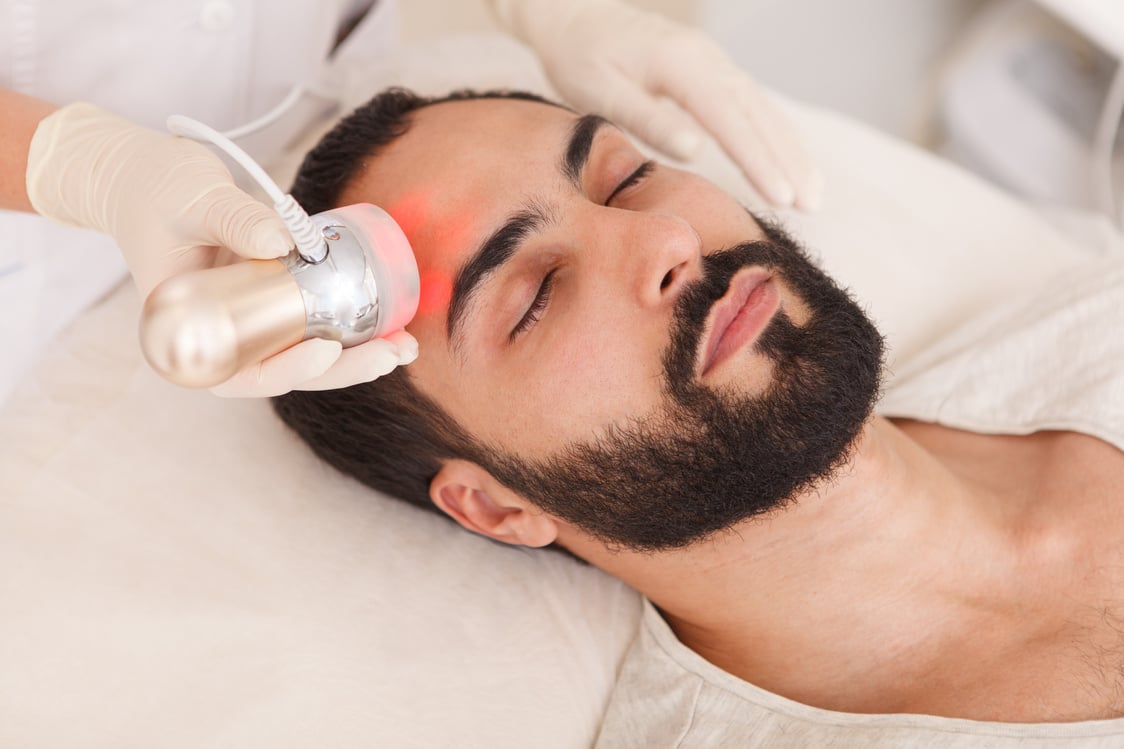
[663, 239, 790, 397]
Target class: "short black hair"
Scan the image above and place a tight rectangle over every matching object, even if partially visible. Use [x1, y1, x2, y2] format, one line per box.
[275, 87, 566, 516]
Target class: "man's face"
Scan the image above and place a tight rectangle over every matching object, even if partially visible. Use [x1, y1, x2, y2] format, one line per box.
[342, 97, 883, 551]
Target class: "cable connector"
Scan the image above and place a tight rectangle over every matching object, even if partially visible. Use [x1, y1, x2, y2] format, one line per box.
[274, 194, 327, 263]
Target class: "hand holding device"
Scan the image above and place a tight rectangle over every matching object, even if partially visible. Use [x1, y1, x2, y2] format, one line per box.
[141, 202, 419, 396]
[25, 103, 419, 396]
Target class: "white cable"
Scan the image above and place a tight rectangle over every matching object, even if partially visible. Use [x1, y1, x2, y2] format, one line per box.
[167, 115, 286, 202]
[1092, 60, 1124, 228]
[219, 83, 306, 141]
[275, 194, 325, 261]
[219, 80, 340, 141]
[166, 114, 327, 263]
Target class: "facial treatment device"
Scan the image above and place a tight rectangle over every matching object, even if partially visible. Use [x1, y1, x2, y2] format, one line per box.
[139, 116, 420, 388]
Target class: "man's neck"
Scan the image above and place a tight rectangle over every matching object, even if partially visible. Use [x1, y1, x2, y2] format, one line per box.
[569, 417, 1088, 714]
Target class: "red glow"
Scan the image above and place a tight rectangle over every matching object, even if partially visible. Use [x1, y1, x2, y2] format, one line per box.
[386, 191, 430, 241]
[386, 188, 474, 319]
[418, 271, 453, 314]
[440, 211, 473, 251]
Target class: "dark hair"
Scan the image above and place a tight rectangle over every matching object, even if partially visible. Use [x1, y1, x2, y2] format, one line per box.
[274, 87, 565, 515]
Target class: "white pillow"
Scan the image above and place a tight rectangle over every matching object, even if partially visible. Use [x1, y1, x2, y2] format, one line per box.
[0, 34, 1098, 748]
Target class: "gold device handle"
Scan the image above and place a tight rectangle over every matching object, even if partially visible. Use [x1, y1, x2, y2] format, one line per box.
[139, 259, 307, 388]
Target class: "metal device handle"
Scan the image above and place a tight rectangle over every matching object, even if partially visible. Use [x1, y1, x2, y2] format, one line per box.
[140, 259, 307, 388]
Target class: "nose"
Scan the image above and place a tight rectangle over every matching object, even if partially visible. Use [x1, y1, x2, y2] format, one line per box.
[608, 211, 702, 309]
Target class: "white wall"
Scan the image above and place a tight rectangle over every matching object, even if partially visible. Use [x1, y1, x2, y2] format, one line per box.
[696, 0, 988, 143]
[398, 0, 696, 39]
[399, 0, 989, 144]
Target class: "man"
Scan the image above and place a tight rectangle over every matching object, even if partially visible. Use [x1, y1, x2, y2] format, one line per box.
[274, 88, 1124, 745]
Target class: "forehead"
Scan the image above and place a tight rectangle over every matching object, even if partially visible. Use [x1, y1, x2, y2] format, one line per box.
[340, 97, 577, 272]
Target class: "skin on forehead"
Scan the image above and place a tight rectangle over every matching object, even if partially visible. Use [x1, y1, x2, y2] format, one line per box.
[339, 97, 773, 457]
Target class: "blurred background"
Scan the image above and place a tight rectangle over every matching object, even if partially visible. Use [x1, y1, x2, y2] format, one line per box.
[400, 0, 1124, 227]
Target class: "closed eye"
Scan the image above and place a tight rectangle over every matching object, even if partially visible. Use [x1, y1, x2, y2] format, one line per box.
[607, 160, 655, 205]
[510, 268, 557, 341]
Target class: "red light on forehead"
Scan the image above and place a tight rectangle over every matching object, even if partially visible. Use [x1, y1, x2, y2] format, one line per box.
[418, 271, 453, 315]
[387, 190, 473, 250]
[386, 191, 429, 240]
[440, 211, 473, 251]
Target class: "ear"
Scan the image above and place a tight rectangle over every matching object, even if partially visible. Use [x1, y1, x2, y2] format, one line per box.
[429, 459, 558, 548]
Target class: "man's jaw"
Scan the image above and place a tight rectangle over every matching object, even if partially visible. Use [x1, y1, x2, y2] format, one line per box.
[696, 268, 778, 378]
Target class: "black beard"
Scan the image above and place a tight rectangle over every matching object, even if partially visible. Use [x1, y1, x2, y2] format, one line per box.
[478, 218, 886, 552]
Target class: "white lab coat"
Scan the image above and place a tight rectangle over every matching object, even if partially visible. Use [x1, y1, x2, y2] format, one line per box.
[0, 0, 399, 404]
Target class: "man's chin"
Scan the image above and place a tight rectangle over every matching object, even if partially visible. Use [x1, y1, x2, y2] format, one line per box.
[700, 347, 778, 395]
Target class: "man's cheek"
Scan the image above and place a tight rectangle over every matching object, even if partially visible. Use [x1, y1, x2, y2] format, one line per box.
[534, 323, 664, 426]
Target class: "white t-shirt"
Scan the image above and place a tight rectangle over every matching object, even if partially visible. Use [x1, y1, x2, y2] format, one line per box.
[596, 254, 1124, 748]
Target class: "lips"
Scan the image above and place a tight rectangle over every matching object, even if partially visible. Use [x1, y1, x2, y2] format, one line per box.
[698, 269, 779, 376]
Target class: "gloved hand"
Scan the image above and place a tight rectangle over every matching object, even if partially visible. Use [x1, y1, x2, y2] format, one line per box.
[489, 0, 822, 211]
[209, 328, 418, 398]
[25, 102, 416, 396]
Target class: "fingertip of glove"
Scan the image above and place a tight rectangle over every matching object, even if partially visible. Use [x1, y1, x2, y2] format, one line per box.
[381, 329, 418, 365]
[758, 178, 796, 209]
[364, 345, 402, 380]
[795, 170, 825, 213]
[239, 225, 293, 259]
[391, 334, 418, 364]
[260, 227, 295, 258]
[305, 338, 344, 369]
[663, 130, 703, 161]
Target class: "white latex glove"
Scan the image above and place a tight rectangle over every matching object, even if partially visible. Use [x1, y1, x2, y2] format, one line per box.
[209, 329, 418, 398]
[26, 102, 416, 396]
[489, 0, 823, 211]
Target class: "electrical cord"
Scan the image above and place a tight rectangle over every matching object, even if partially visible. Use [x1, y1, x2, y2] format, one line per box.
[219, 83, 307, 141]
[217, 80, 339, 141]
[166, 114, 327, 263]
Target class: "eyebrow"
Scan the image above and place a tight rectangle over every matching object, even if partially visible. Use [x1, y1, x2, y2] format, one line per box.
[563, 114, 610, 189]
[445, 201, 552, 347]
[445, 114, 611, 347]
